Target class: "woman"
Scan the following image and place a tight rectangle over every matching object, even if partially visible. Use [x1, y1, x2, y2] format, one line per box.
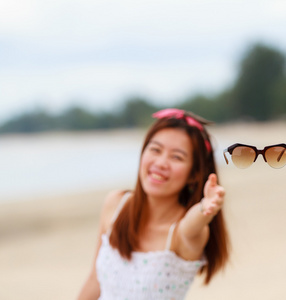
[78, 108, 230, 300]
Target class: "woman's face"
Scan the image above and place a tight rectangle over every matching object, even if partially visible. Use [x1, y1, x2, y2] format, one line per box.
[139, 128, 193, 199]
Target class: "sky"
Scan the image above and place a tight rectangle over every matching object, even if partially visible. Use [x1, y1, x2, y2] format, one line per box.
[1, 0, 286, 124]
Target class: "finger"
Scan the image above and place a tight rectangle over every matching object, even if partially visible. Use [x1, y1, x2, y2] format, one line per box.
[208, 173, 217, 186]
[206, 206, 220, 216]
[212, 195, 224, 205]
[218, 188, 225, 197]
[213, 187, 225, 198]
[209, 198, 223, 208]
[204, 174, 214, 193]
[210, 199, 220, 206]
[205, 208, 217, 216]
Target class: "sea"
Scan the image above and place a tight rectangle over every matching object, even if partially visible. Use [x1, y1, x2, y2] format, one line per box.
[0, 130, 226, 203]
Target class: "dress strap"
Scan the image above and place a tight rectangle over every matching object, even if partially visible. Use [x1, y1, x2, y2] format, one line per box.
[106, 191, 131, 237]
[111, 191, 131, 224]
[165, 222, 177, 250]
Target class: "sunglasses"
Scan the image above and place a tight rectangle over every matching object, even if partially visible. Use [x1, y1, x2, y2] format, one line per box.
[223, 143, 286, 169]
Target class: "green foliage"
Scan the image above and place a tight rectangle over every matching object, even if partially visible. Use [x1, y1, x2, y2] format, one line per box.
[0, 109, 55, 133]
[1, 42, 286, 134]
[180, 43, 286, 122]
[117, 97, 158, 127]
[0, 99, 158, 134]
[56, 106, 97, 130]
[179, 94, 225, 122]
[270, 77, 286, 119]
[232, 43, 286, 121]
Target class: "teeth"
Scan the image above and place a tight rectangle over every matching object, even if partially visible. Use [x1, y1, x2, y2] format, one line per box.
[150, 173, 165, 180]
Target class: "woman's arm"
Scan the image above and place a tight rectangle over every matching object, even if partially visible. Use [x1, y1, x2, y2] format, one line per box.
[175, 174, 225, 259]
[77, 190, 125, 300]
[77, 222, 103, 300]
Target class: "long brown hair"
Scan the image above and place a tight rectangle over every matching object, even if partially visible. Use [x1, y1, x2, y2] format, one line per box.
[110, 115, 230, 284]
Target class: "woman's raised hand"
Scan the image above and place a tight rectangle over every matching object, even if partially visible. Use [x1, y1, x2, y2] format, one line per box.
[202, 174, 225, 216]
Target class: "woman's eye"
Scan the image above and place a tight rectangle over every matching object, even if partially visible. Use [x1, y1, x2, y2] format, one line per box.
[172, 155, 184, 161]
[149, 147, 160, 153]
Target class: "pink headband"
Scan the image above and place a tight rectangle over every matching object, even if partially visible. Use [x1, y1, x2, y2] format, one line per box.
[152, 108, 211, 153]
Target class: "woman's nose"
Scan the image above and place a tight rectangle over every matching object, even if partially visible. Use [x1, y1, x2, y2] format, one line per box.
[155, 153, 169, 168]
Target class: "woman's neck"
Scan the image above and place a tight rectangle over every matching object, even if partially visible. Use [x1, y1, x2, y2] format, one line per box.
[144, 195, 186, 225]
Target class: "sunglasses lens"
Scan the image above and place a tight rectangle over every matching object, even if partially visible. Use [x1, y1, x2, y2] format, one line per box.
[265, 146, 286, 169]
[231, 146, 256, 168]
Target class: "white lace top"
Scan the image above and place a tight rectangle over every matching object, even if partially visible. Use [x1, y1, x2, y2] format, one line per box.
[96, 192, 207, 300]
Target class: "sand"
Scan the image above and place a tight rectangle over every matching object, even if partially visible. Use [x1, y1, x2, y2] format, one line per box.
[1, 122, 285, 300]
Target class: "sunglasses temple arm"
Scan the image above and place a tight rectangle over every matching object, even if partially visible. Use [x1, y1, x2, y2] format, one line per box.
[277, 148, 285, 162]
[223, 149, 229, 164]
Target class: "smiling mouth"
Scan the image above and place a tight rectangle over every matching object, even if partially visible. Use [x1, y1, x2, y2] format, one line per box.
[150, 172, 167, 181]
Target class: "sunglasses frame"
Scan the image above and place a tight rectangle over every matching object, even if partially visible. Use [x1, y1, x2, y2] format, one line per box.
[223, 143, 286, 167]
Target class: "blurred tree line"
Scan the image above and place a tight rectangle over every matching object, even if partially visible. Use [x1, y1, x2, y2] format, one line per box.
[1, 42, 285, 134]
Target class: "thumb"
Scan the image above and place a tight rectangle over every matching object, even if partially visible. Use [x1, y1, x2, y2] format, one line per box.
[208, 173, 217, 186]
[204, 173, 217, 198]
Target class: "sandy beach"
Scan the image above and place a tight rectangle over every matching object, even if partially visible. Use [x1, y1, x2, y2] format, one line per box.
[1, 122, 286, 300]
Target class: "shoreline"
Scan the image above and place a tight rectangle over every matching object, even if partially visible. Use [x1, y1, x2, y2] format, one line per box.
[1, 121, 285, 204]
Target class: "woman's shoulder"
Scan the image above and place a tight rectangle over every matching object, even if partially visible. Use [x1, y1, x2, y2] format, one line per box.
[100, 189, 132, 232]
[103, 189, 130, 210]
